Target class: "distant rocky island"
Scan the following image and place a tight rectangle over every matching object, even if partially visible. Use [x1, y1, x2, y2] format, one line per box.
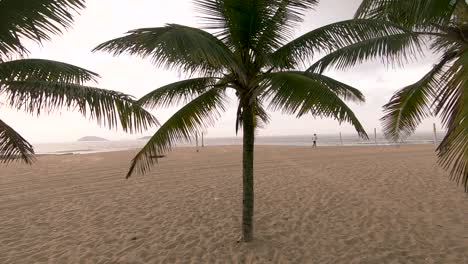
[77, 136, 108, 142]
[138, 136, 152, 140]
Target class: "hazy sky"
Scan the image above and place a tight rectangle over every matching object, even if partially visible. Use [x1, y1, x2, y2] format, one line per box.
[2, 0, 442, 143]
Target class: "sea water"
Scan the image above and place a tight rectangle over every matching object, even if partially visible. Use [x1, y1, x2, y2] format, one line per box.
[34, 132, 442, 155]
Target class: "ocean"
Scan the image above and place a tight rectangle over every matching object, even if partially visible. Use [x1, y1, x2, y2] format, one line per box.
[34, 132, 442, 155]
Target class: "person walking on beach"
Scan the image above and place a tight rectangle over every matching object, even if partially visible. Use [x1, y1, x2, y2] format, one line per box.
[312, 133, 317, 148]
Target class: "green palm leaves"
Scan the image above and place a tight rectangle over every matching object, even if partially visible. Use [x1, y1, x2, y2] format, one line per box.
[381, 53, 457, 142]
[0, 0, 86, 55]
[0, 119, 35, 164]
[95, 0, 370, 178]
[355, 0, 457, 27]
[0, 59, 98, 83]
[0, 1, 158, 164]
[264, 72, 367, 138]
[128, 88, 229, 177]
[93, 25, 238, 75]
[321, 0, 467, 192]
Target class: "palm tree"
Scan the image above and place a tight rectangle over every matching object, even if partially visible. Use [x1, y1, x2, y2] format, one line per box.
[94, 0, 378, 242]
[0, 0, 158, 163]
[309, 0, 468, 192]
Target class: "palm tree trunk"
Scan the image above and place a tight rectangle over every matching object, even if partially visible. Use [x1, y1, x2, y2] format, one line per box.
[242, 103, 255, 242]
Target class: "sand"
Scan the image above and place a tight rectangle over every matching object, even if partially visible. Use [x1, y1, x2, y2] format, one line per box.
[0, 145, 467, 263]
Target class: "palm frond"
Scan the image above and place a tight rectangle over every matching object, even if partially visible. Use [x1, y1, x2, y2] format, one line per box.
[430, 34, 463, 54]
[433, 52, 467, 127]
[196, 0, 317, 55]
[437, 110, 468, 192]
[434, 51, 468, 192]
[195, 0, 270, 51]
[0, 59, 99, 83]
[263, 71, 368, 138]
[127, 87, 228, 178]
[254, 0, 319, 53]
[308, 32, 422, 74]
[1, 81, 158, 133]
[302, 72, 365, 103]
[138, 77, 218, 109]
[0, 0, 86, 57]
[437, 112, 468, 192]
[381, 52, 456, 142]
[93, 24, 237, 75]
[271, 19, 414, 70]
[355, 0, 456, 27]
[0, 118, 34, 164]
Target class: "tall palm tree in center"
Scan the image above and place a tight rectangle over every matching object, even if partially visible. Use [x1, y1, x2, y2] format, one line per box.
[94, 0, 382, 241]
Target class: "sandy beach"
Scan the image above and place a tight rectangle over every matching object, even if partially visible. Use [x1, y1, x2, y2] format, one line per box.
[0, 145, 467, 263]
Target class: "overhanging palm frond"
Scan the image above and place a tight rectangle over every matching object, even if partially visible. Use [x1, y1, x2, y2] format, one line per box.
[0, 0, 86, 57]
[271, 19, 413, 70]
[138, 77, 218, 109]
[381, 52, 457, 142]
[355, 0, 456, 27]
[433, 51, 468, 192]
[437, 113, 468, 192]
[1, 81, 158, 133]
[263, 72, 368, 138]
[0, 59, 99, 83]
[93, 24, 237, 75]
[127, 87, 228, 178]
[433, 52, 467, 128]
[0, 118, 34, 164]
[355, 0, 468, 194]
[308, 32, 422, 74]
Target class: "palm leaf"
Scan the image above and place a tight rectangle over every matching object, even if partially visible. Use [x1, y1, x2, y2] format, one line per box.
[434, 51, 468, 192]
[0, 59, 99, 83]
[437, 113, 468, 192]
[355, 0, 456, 27]
[308, 31, 422, 74]
[0, 118, 34, 164]
[263, 71, 368, 138]
[437, 110, 468, 192]
[433, 52, 467, 127]
[1, 80, 158, 133]
[93, 24, 237, 75]
[271, 19, 415, 70]
[302, 72, 365, 103]
[381, 52, 457, 142]
[195, 0, 272, 51]
[0, 0, 86, 57]
[138, 77, 219, 109]
[251, 0, 319, 52]
[127, 87, 228, 178]
[195, 0, 318, 64]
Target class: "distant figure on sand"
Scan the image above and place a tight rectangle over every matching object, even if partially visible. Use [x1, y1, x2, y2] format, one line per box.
[312, 134, 317, 148]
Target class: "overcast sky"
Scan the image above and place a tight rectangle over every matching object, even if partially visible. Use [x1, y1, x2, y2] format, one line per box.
[2, 0, 442, 143]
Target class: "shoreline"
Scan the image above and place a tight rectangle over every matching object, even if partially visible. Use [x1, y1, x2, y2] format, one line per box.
[34, 141, 437, 156]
